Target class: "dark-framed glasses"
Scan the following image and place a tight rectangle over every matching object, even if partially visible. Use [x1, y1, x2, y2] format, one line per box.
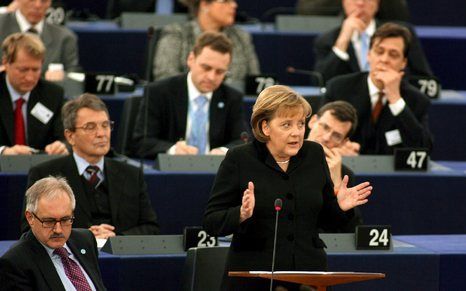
[74, 120, 114, 134]
[32, 212, 74, 228]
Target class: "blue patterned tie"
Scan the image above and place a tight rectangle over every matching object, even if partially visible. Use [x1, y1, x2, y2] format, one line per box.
[360, 32, 369, 71]
[189, 95, 208, 154]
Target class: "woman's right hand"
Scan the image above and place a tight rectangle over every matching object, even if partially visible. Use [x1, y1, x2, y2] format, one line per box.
[239, 181, 255, 223]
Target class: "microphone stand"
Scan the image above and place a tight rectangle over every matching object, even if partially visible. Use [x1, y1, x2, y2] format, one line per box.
[270, 198, 282, 291]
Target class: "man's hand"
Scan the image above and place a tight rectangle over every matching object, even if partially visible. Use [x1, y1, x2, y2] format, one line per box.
[209, 148, 226, 155]
[7, 0, 18, 13]
[239, 182, 255, 223]
[372, 64, 404, 103]
[323, 145, 343, 192]
[45, 69, 65, 82]
[339, 140, 360, 156]
[335, 10, 367, 52]
[89, 224, 116, 239]
[337, 175, 372, 211]
[44, 141, 68, 155]
[174, 141, 198, 155]
[2, 145, 34, 155]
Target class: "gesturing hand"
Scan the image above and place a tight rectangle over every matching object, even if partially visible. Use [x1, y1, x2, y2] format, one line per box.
[239, 181, 255, 223]
[337, 175, 372, 211]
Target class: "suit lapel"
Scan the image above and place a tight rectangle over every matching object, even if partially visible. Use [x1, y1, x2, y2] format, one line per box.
[24, 231, 65, 290]
[26, 86, 46, 146]
[64, 156, 93, 221]
[209, 90, 225, 144]
[67, 233, 101, 290]
[104, 158, 123, 224]
[40, 23, 53, 49]
[175, 76, 189, 136]
[0, 73, 15, 144]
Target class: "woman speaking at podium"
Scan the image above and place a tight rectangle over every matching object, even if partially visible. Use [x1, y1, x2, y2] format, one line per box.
[204, 85, 372, 290]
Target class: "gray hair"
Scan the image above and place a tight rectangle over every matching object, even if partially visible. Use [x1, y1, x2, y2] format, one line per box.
[25, 176, 76, 213]
[62, 93, 109, 131]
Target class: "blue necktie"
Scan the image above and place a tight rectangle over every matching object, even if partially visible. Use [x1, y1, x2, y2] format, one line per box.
[360, 32, 369, 71]
[189, 95, 208, 154]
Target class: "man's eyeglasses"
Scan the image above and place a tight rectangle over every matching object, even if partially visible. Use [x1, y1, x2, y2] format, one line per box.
[317, 121, 345, 144]
[73, 120, 114, 134]
[32, 212, 74, 228]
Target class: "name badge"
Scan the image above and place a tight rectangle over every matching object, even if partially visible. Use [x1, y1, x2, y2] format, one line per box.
[385, 129, 402, 146]
[31, 102, 54, 124]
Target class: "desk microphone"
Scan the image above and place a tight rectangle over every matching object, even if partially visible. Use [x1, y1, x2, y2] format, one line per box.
[286, 66, 326, 94]
[270, 198, 283, 291]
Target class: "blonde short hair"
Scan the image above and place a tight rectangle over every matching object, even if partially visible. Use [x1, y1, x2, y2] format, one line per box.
[251, 85, 312, 143]
[1, 32, 45, 64]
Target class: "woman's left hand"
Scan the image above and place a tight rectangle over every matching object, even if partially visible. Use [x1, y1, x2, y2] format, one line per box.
[336, 175, 372, 211]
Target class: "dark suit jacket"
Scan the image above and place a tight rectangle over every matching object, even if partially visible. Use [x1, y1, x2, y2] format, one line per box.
[0, 72, 65, 149]
[0, 12, 80, 72]
[133, 74, 246, 159]
[323, 72, 432, 154]
[22, 155, 159, 235]
[204, 140, 354, 279]
[313, 20, 433, 83]
[0, 229, 106, 291]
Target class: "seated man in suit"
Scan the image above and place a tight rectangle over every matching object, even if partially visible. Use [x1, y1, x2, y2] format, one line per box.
[314, 0, 432, 83]
[23, 93, 159, 239]
[133, 31, 246, 159]
[322, 23, 432, 155]
[308, 101, 363, 232]
[0, 0, 80, 80]
[0, 33, 67, 155]
[0, 176, 106, 290]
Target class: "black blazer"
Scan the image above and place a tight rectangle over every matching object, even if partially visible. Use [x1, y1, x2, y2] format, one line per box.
[204, 141, 354, 276]
[0, 72, 64, 149]
[22, 155, 159, 235]
[132, 74, 246, 159]
[313, 21, 433, 83]
[323, 72, 432, 154]
[0, 229, 106, 291]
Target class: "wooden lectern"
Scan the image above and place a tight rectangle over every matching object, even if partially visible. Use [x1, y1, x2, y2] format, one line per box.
[229, 271, 385, 291]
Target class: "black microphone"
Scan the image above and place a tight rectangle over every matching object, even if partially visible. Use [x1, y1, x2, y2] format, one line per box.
[270, 198, 283, 291]
[240, 131, 249, 144]
[286, 66, 326, 94]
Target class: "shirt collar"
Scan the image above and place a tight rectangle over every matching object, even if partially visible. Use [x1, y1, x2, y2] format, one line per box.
[351, 19, 376, 43]
[41, 242, 72, 259]
[73, 152, 105, 176]
[367, 74, 386, 105]
[15, 10, 45, 34]
[187, 72, 213, 102]
[6, 74, 31, 105]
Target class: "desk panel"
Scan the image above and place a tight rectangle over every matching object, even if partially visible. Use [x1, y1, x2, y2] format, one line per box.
[71, 25, 466, 90]
[1, 163, 465, 240]
[2, 235, 466, 290]
[101, 91, 466, 161]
